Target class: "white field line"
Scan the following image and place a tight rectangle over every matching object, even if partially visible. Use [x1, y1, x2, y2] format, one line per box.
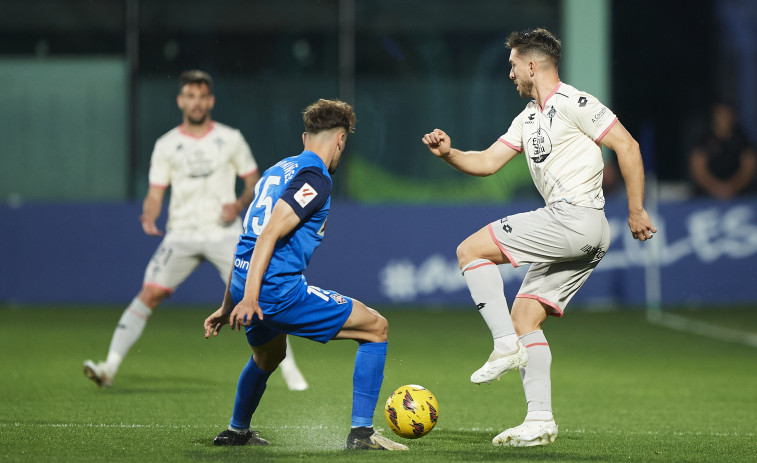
[1, 422, 755, 437]
[649, 312, 757, 348]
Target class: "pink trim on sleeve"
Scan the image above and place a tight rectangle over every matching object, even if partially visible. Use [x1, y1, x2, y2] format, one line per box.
[596, 117, 619, 142]
[239, 168, 259, 178]
[487, 223, 519, 268]
[516, 293, 564, 317]
[498, 137, 523, 152]
[148, 182, 168, 189]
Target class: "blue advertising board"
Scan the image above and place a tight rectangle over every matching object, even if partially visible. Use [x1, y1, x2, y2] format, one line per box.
[1, 198, 756, 307]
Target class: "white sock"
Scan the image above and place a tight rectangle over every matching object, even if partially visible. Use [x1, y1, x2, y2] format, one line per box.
[519, 330, 553, 421]
[462, 259, 517, 353]
[280, 336, 296, 370]
[106, 297, 152, 374]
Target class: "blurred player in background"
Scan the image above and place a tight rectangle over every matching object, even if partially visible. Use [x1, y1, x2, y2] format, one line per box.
[83, 70, 308, 391]
[204, 99, 407, 451]
[423, 28, 656, 447]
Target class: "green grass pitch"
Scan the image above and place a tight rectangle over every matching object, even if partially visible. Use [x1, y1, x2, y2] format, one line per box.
[1, 305, 755, 462]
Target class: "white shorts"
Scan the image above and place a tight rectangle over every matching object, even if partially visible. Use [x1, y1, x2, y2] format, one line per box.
[487, 201, 610, 316]
[142, 229, 240, 293]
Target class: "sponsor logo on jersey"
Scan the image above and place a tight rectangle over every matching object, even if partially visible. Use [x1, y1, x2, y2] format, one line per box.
[294, 183, 317, 207]
[527, 128, 553, 163]
[330, 293, 348, 304]
[234, 257, 250, 271]
[591, 107, 608, 124]
[188, 150, 214, 178]
[578, 96, 588, 107]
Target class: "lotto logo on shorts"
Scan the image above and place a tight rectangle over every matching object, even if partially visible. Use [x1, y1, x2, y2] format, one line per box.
[294, 183, 317, 207]
[330, 293, 348, 304]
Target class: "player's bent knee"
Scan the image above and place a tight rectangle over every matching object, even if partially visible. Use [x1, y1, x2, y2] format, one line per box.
[337, 301, 388, 343]
[252, 336, 287, 372]
[372, 312, 389, 343]
[138, 286, 169, 308]
[456, 242, 472, 269]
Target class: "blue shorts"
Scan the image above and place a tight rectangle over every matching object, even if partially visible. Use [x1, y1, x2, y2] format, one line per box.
[230, 278, 353, 347]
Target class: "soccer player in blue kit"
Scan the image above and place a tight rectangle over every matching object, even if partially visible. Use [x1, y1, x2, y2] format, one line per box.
[203, 98, 408, 451]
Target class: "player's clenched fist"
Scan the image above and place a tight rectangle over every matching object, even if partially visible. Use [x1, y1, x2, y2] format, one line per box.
[422, 128, 452, 158]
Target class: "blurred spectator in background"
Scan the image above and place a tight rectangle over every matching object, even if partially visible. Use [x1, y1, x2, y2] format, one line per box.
[689, 102, 757, 199]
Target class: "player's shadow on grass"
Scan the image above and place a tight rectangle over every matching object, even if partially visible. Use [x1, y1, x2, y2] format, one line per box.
[436, 429, 604, 460]
[105, 374, 223, 394]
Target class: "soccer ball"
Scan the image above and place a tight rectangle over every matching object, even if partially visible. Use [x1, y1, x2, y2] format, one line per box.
[384, 384, 439, 439]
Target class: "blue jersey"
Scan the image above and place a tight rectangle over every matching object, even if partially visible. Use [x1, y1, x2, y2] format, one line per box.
[232, 151, 332, 302]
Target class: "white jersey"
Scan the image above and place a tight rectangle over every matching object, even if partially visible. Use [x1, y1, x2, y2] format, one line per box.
[148, 121, 258, 240]
[499, 82, 617, 209]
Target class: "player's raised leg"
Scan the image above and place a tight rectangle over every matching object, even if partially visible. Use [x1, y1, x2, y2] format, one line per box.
[457, 225, 527, 384]
[493, 297, 557, 446]
[213, 332, 287, 446]
[336, 300, 408, 451]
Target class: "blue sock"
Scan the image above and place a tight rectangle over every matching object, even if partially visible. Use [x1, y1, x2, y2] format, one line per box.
[351, 341, 387, 428]
[229, 355, 273, 431]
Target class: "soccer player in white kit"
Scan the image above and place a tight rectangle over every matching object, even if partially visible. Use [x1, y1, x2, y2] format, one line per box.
[83, 70, 308, 391]
[422, 29, 656, 447]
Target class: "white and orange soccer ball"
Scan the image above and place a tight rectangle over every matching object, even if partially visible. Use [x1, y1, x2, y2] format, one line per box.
[384, 384, 439, 439]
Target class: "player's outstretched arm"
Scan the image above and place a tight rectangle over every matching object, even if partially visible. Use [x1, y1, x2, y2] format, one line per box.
[422, 128, 518, 177]
[600, 121, 657, 241]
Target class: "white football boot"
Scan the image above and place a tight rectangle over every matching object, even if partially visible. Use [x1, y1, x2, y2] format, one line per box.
[470, 341, 528, 384]
[82, 360, 114, 388]
[492, 419, 558, 447]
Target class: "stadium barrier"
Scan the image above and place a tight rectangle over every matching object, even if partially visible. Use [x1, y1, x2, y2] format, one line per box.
[2, 197, 756, 307]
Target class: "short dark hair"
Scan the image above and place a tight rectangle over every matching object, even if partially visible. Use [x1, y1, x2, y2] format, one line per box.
[506, 28, 562, 67]
[179, 70, 213, 92]
[302, 99, 356, 134]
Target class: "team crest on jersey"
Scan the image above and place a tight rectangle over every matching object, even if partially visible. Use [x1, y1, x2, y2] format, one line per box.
[547, 106, 557, 128]
[526, 128, 553, 163]
[294, 183, 317, 207]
